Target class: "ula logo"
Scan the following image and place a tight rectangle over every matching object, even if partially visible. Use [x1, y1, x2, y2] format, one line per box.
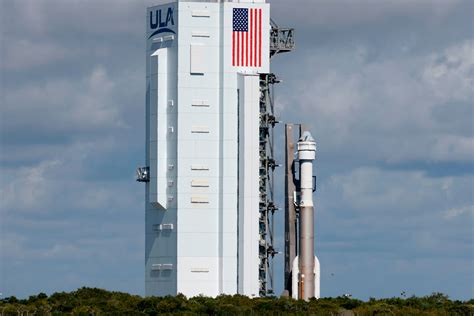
[149, 7, 175, 38]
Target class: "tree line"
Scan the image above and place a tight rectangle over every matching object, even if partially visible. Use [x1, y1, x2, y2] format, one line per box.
[0, 287, 472, 315]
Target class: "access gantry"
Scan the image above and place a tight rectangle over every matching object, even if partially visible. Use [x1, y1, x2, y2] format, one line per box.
[258, 21, 294, 296]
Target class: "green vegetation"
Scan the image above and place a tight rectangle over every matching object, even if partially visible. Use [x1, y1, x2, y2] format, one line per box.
[1, 288, 472, 315]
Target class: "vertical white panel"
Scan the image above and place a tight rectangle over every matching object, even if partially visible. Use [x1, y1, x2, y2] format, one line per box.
[145, 1, 179, 298]
[237, 74, 260, 296]
[190, 44, 208, 74]
[149, 48, 169, 209]
[177, 1, 223, 296]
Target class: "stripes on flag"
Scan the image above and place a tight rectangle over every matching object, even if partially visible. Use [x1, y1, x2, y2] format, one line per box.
[232, 8, 262, 67]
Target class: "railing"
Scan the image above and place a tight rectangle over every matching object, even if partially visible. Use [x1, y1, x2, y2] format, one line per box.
[270, 27, 295, 57]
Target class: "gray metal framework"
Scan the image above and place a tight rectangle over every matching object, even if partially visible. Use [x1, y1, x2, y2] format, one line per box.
[136, 167, 150, 182]
[270, 19, 295, 57]
[258, 73, 279, 296]
[257, 20, 295, 296]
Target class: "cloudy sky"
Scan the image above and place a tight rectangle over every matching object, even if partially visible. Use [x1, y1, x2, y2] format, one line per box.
[1, 0, 472, 300]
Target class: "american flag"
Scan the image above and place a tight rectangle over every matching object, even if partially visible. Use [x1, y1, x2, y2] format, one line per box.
[233, 8, 262, 67]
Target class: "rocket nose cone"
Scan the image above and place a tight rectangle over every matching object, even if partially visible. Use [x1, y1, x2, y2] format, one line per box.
[299, 131, 315, 142]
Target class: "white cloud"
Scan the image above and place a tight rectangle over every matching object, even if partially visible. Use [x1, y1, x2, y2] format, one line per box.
[1, 39, 70, 71]
[2, 0, 143, 37]
[316, 166, 473, 274]
[1, 227, 142, 262]
[271, 0, 461, 30]
[282, 38, 474, 165]
[422, 39, 474, 102]
[431, 135, 474, 162]
[1, 159, 61, 212]
[0, 141, 140, 215]
[2, 66, 126, 139]
[1, 232, 85, 261]
[321, 167, 472, 219]
[443, 204, 474, 219]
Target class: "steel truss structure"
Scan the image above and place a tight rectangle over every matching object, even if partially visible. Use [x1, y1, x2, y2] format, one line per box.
[258, 73, 279, 296]
[258, 21, 295, 296]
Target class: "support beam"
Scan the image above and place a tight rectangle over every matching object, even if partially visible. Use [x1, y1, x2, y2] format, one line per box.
[284, 124, 297, 296]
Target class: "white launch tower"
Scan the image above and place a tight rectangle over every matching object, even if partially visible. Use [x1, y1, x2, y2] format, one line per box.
[137, 0, 295, 297]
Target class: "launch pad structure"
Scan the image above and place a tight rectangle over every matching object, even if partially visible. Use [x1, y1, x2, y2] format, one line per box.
[257, 18, 296, 296]
[137, 0, 319, 300]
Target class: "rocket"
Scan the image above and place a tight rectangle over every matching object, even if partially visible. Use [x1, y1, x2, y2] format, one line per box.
[285, 126, 320, 300]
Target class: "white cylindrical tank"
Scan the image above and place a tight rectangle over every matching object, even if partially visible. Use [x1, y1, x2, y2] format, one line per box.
[297, 132, 317, 300]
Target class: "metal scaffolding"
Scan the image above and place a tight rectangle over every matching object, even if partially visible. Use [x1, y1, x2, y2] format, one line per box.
[270, 19, 295, 57]
[258, 21, 295, 296]
[258, 73, 279, 296]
